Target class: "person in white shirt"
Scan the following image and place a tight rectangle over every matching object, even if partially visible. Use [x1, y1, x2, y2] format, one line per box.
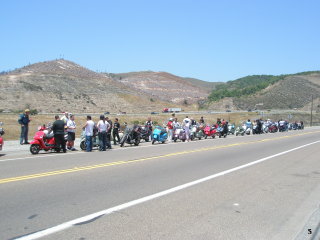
[183, 116, 191, 141]
[66, 115, 76, 151]
[61, 112, 69, 125]
[96, 115, 111, 151]
[83, 115, 95, 152]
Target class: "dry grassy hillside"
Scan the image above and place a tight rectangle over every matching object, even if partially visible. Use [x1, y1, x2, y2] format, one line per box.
[205, 73, 320, 111]
[109, 71, 209, 103]
[234, 73, 320, 110]
[0, 60, 187, 113]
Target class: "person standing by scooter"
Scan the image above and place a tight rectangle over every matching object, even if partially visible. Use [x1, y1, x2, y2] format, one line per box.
[52, 115, 66, 153]
[146, 117, 153, 141]
[18, 109, 31, 145]
[105, 117, 112, 149]
[113, 118, 121, 145]
[97, 115, 110, 151]
[183, 116, 191, 142]
[167, 118, 174, 142]
[83, 115, 95, 152]
[66, 114, 76, 151]
[61, 112, 69, 125]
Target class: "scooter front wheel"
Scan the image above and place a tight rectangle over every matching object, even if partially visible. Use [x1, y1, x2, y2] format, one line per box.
[80, 141, 86, 150]
[30, 144, 40, 154]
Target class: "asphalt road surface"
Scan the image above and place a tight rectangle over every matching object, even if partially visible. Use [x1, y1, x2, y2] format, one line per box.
[0, 128, 320, 240]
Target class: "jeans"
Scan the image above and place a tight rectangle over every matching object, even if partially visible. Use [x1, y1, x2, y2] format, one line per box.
[113, 130, 120, 144]
[85, 135, 93, 152]
[20, 125, 29, 144]
[98, 131, 107, 151]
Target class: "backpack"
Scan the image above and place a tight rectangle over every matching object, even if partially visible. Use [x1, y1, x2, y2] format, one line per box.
[18, 114, 23, 124]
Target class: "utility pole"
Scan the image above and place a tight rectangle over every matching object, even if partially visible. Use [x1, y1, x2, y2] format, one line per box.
[310, 95, 313, 127]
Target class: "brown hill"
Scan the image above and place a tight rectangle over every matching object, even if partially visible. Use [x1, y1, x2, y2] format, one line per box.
[206, 73, 320, 111]
[235, 73, 320, 110]
[108, 71, 209, 104]
[0, 60, 183, 113]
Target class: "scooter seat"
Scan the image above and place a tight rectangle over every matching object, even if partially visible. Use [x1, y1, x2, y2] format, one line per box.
[45, 133, 54, 139]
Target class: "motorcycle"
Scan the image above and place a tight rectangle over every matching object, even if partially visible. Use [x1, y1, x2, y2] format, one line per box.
[120, 125, 141, 147]
[278, 124, 287, 132]
[253, 124, 262, 134]
[228, 124, 235, 135]
[217, 125, 228, 138]
[268, 124, 278, 133]
[297, 122, 304, 130]
[152, 126, 168, 144]
[190, 125, 197, 141]
[195, 124, 205, 140]
[79, 130, 100, 150]
[262, 123, 270, 133]
[235, 125, 245, 136]
[140, 125, 152, 142]
[173, 126, 187, 142]
[30, 125, 68, 154]
[244, 125, 251, 135]
[0, 122, 4, 151]
[204, 125, 217, 139]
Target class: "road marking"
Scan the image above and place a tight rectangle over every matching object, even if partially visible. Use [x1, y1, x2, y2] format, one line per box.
[14, 140, 320, 240]
[1, 130, 319, 184]
[0, 129, 317, 163]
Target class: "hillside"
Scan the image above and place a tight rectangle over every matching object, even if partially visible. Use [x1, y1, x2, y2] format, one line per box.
[207, 72, 320, 111]
[108, 71, 209, 103]
[182, 77, 220, 92]
[2, 59, 319, 113]
[0, 60, 182, 113]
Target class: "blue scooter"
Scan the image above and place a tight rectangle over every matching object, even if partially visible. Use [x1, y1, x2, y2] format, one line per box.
[152, 126, 168, 144]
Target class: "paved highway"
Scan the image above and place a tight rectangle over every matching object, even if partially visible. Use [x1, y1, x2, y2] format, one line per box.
[0, 128, 319, 240]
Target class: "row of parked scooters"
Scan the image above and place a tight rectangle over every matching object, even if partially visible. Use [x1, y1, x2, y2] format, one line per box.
[28, 120, 305, 154]
[234, 120, 304, 136]
[117, 123, 232, 147]
[116, 120, 305, 147]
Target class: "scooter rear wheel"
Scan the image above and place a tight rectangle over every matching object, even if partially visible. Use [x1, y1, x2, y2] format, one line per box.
[30, 144, 40, 154]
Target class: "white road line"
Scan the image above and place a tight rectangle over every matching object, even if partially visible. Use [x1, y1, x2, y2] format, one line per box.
[0, 135, 237, 163]
[14, 140, 320, 240]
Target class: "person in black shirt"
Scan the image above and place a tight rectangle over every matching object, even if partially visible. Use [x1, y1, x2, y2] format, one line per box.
[113, 118, 121, 145]
[145, 117, 153, 141]
[106, 117, 112, 148]
[199, 116, 205, 124]
[52, 115, 66, 153]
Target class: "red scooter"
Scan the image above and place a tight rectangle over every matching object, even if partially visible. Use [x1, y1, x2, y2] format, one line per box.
[30, 126, 66, 154]
[0, 122, 5, 151]
[268, 124, 278, 133]
[204, 125, 217, 139]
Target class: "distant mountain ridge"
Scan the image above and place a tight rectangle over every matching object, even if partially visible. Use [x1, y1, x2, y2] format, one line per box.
[1, 59, 319, 113]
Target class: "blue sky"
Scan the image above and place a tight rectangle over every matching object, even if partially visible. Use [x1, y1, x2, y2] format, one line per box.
[1, 0, 319, 82]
